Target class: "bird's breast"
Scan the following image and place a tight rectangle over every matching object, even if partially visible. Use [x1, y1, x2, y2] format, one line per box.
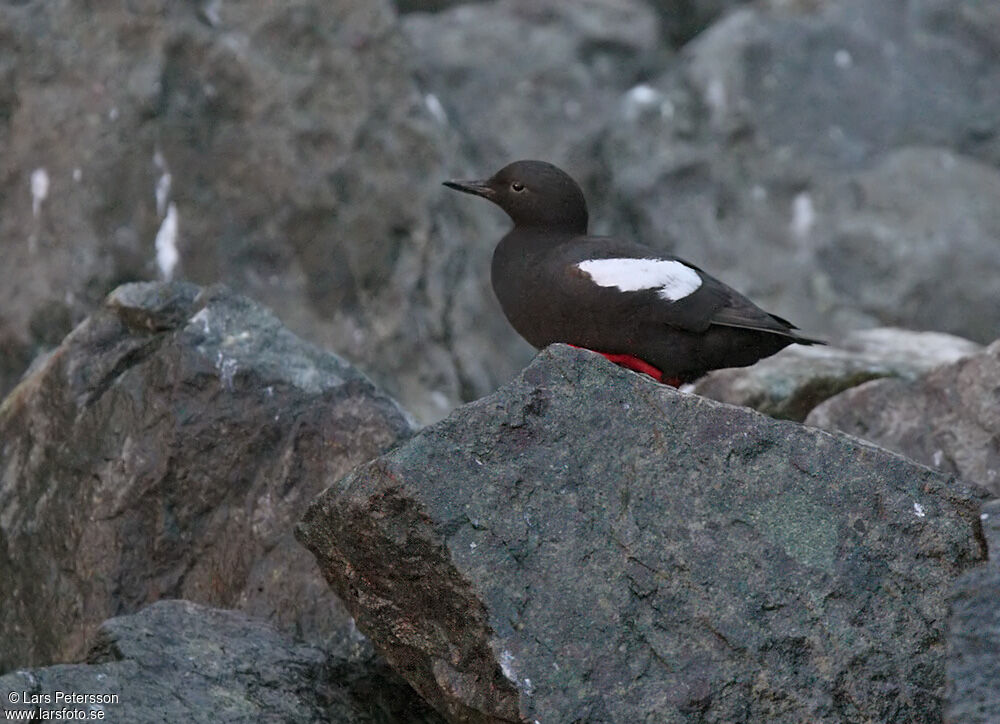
[490, 234, 573, 347]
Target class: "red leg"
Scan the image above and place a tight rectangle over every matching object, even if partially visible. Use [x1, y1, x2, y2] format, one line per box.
[567, 345, 680, 387]
[599, 352, 663, 381]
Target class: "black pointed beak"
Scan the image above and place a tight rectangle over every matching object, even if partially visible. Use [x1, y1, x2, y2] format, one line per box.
[443, 178, 494, 199]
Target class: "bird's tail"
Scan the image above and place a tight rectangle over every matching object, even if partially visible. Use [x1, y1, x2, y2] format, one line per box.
[788, 333, 826, 346]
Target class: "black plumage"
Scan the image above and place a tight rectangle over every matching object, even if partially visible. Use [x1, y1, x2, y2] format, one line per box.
[444, 160, 822, 385]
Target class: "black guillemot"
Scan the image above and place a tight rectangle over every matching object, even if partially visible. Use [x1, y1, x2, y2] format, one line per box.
[444, 160, 823, 386]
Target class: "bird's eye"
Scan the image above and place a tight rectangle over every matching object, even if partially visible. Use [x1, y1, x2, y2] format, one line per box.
[511, 181, 525, 192]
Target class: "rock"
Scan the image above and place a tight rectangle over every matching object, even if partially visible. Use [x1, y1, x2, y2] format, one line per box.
[647, 0, 753, 47]
[840, 328, 986, 367]
[0, 281, 413, 672]
[946, 499, 1000, 724]
[402, 0, 662, 171]
[397, 0, 753, 48]
[393, 0, 753, 46]
[694, 327, 983, 421]
[812, 150, 1000, 343]
[689, 0, 1000, 170]
[0, 0, 524, 422]
[297, 344, 987, 723]
[806, 339, 1000, 498]
[0, 600, 444, 724]
[393, 0, 475, 13]
[9, 0, 997, 424]
[597, 0, 1000, 343]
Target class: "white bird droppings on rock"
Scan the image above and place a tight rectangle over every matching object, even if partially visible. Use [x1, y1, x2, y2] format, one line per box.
[499, 650, 516, 681]
[913, 502, 926, 518]
[153, 149, 173, 217]
[223, 331, 252, 346]
[31, 168, 49, 218]
[424, 93, 448, 125]
[791, 192, 815, 238]
[155, 202, 180, 281]
[155, 171, 173, 218]
[155, 171, 172, 220]
[622, 84, 662, 121]
[430, 390, 451, 412]
[190, 307, 211, 335]
[215, 351, 239, 390]
[498, 649, 533, 694]
[626, 84, 660, 106]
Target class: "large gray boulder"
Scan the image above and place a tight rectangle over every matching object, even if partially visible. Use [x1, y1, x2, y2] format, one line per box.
[693, 328, 983, 421]
[597, 0, 1000, 343]
[806, 339, 1000, 498]
[0, 600, 444, 724]
[402, 0, 662, 172]
[946, 499, 1000, 724]
[0, 281, 412, 671]
[0, 0, 522, 422]
[297, 344, 986, 723]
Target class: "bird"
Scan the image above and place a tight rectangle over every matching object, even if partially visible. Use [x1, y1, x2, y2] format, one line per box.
[444, 160, 823, 387]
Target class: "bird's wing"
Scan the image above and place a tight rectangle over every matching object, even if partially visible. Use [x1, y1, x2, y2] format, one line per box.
[561, 238, 818, 340]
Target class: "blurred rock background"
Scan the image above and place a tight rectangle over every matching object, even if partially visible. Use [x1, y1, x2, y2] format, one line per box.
[2, 0, 998, 423]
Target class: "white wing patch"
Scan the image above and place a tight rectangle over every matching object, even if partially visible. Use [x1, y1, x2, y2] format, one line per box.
[576, 258, 702, 301]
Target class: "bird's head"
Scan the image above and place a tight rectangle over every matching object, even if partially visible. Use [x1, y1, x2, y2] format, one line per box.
[444, 160, 589, 234]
